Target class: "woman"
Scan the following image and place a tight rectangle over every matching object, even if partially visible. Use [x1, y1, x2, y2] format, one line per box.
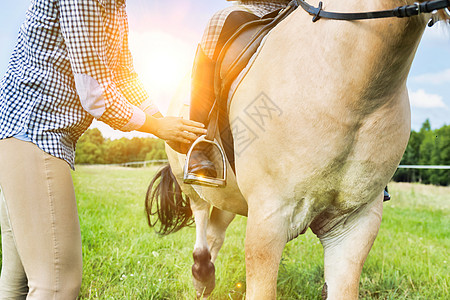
[0, 0, 205, 298]
[188, 0, 291, 180]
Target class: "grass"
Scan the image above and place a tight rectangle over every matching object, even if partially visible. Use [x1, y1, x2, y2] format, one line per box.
[2, 166, 449, 299]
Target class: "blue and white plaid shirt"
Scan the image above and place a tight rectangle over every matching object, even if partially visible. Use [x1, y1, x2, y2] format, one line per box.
[0, 0, 158, 168]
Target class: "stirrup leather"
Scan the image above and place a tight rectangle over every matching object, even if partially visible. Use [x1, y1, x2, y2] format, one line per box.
[184, 135, 227, 187]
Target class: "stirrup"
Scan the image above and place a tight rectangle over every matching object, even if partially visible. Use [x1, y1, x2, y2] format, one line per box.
[184, 135, 227, 187]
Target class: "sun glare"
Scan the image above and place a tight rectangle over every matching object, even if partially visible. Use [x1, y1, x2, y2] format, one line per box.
[129, 30, 196, 114]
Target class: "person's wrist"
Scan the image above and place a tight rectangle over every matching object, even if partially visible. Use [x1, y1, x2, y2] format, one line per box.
[138, 114, 160, 137]
[148, 115, 161, 137]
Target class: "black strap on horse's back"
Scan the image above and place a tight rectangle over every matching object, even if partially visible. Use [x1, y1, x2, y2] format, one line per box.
[296, 0, 450, 22]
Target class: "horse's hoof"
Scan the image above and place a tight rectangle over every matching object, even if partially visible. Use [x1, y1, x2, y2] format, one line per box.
[196, 291, 211, 299]
[192, 248, 215, 282]
[322, 282, 328, 299]
[192, 247, 216, 297]
[193, 276, 215, 299]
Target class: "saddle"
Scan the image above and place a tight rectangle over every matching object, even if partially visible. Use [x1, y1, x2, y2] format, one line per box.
[207, 1, 299, 171]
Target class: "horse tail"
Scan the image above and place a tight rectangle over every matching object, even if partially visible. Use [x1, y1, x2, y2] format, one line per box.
[145, 164, 194, 235]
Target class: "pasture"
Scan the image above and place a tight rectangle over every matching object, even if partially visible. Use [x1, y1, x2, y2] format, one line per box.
[32, 166, 450, 299]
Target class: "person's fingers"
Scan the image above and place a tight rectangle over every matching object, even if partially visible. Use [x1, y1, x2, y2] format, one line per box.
[181, 119, 205, 128]
[179, 131, 198, 141]
[182, 125, 207, 135]
[175, 137, 192, 144]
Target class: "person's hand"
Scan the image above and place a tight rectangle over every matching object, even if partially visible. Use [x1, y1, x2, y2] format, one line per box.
[154, 117, 207, 154]
[139, 115, 207, 154]
[153, 116, 206, 143]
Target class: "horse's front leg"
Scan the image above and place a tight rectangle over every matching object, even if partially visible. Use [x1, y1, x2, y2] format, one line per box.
[317, 195, 383, 300]
[245, 194, 288, 300]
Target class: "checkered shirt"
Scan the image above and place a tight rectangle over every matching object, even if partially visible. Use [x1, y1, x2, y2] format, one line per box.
[0, 0, 154, 168]
[201, 0, 290, 59]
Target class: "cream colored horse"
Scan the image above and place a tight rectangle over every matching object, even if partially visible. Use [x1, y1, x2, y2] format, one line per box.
[146, 1, 448, 299]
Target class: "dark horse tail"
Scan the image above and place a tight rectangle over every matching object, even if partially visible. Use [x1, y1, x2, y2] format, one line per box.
[145, 164, 194, 235]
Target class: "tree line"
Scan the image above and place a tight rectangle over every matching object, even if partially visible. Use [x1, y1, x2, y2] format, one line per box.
[76, 120, 449, 185]
[75, 128, 167, 165]
[393, 119, 449, 186]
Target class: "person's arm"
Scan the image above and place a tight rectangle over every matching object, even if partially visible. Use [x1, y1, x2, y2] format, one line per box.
[59, 0, 205, 148]
[59, 0, 143, 130]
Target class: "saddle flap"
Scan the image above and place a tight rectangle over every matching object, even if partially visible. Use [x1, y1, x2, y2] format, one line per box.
[218, 19, 272, 81]
[215, 3, 298, 106]
[208, 2, 299, 171]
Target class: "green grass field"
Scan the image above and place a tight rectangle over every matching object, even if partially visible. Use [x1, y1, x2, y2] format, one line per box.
[72, 166, 449, 299]
[3, 165, 449, 299]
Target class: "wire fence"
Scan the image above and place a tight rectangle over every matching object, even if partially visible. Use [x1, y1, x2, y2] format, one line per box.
[398, 165, 450, 169]
[112, 161, 450, 170]
[116, 160, 168, 167]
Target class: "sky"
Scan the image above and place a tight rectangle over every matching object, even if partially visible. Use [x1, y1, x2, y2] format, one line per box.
[1, 0, 449, 139]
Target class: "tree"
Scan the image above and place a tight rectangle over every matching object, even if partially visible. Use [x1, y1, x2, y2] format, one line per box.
[432, 125, 450, 185]
[76, 127, 169, 165]
[393, 119, 449, 186]
[75, 128, 105, 164]
[104, 138, 128, 164]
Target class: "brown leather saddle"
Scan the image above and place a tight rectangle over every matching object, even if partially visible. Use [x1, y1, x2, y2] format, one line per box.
[206, 1, 299, 171]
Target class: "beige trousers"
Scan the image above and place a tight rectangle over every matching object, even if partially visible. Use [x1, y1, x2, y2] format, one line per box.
[0, 138, 82, 299]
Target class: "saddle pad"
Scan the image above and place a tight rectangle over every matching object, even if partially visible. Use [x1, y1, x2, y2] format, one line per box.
[214, 2, 298, 172]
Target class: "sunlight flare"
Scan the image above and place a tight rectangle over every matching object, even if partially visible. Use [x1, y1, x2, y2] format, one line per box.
[129, 30, 196, 114]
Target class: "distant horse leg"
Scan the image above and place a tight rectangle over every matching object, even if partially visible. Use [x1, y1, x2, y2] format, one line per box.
[207, 207, 235, 263]
[190, 199, 215, 298]
[318, 195, 383, 300]
[245, 197, 287, 300]
[191, 203, 235, 298]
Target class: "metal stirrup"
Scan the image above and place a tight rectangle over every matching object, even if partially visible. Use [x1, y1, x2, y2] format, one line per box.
[183, 135, 227, 188]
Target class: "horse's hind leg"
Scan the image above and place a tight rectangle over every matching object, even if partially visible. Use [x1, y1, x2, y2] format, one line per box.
[317, 195, 383, 300]
[191, 200, 235, 298]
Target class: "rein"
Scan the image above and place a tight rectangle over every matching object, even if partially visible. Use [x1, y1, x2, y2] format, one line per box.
[293, 0, 450, 24]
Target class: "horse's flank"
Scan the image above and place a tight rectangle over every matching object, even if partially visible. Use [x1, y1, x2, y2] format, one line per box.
[229, 0, 430, 236]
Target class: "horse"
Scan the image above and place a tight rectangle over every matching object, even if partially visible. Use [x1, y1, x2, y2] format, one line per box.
[145, 1, 449, 299]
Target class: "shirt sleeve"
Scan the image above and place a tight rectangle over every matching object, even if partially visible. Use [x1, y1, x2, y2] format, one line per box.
[114, 20, 160, 116]
[59, 0, 156, 131]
